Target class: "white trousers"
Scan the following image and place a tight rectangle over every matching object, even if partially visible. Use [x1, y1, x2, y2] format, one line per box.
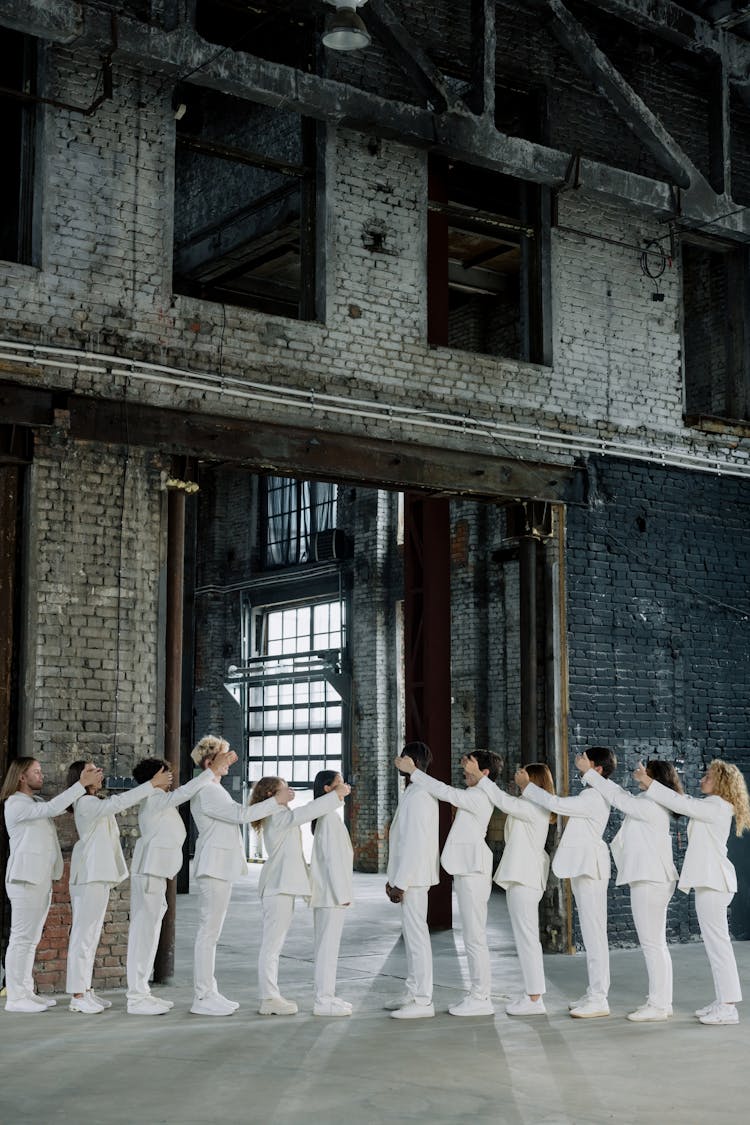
[505, 883, 546, 997]
[66, 882, 112, 994]
[694, 887, 742, 1004]
[454, 872, 492, 1000]
[4, 881, 52, 1001]
[258, 894, 296, 1001]
[629, 880, 675, 1010]
[571, 874, 610, 1001]
[401, 887, 432, 1005]
[126, 874, 168, 1001]
[313, 905, 346, 1003]
[193, 875, 233, 1001]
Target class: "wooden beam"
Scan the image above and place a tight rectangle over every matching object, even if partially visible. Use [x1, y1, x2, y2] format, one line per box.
[363, 0, 451, 112]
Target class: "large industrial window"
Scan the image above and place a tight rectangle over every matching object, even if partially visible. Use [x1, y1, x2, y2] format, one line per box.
[683, 237, 750, 425]
[243, 599, 347, 791]
[173, 85, 317, 318]
[427, 157, 547, 363]
[0, 30, 37, 265]
[264, 476, 337, 567]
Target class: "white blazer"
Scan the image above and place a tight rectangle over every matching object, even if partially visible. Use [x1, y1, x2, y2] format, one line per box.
[477, 777, 551, 892]
[583, 769, 678, 886]
[258, 791, 342, 899]
[191, 779, 282, 883]
[131, 769, 214, 879]
[646, 780, 736, 894]
[4, 782, 86, 885]
[386, 782, 440, 891]
[70, 782, 155, 886]
[310, 807, 354, 908]
[410, 769, 494, 876]
[523, 781, 611, 881]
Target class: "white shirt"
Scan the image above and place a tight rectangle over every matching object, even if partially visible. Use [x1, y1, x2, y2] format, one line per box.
[646, 780, 736, 893]
[523, 780, 611, 881]
[191, 777, 282, 883]
[70, 783, 155, 885]
[410, 769, 494, 876]
[259, 791, 342, 899]
[386, 781, 440, 890]
[131, 769, 214, 879]
[583, 769, 678, 886]
[4, 782, 85, 885]
[477, 777, 551, 891]
[310, 808, 354, 908]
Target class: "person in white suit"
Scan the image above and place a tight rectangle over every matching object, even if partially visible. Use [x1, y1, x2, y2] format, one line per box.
[393, 749, 501, 1017]
[189, 735, 293, 1017]
[310, 770, 354, 1017]
[580, 752, 682, 1022]
[1, 756, 101, 1013]
[249, 773, 350, 1015]
[463, 756, 554, 1016]
[638, 757, 750, 1026]
[125, 746, 232, 1015]
[385, 741, 440, 1019]
[65, 758, 170, 1013]
[518, 745, 617, 1019]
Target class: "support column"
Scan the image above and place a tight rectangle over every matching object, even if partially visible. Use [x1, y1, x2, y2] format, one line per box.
[403, 494, 452, 930]
[519, 534, 538, 766]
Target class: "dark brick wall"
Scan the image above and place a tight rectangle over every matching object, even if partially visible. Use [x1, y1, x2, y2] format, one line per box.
[566, 455, 750, 944]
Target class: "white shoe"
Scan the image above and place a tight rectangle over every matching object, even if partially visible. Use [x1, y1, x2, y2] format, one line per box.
[190, 996, 237, 1017]
[699, 1003, 739, 1025]
[626, 1004, 670, 1022]
[258, 997, 298, 1016]
[210, 992, 240, 1011]
[30, 994, 56, 1008]
[384, 994, 412, 1011]
[127, 996, 171, 1016]
[69, 994, 105, 1014]
[448, 995, 495, 1017]
[87, 989, 112, 1009]
[505, 995, 546, 1016]
[567, 993, 591, 1010]
[5, 998, 49, 1013]
[570, 998, 609, 1019]
[695, 1001, 717, 1018]
[313, 998, 352, 1017]
[149, 995, 175, 1009]
[390, 1001, 435, 1019]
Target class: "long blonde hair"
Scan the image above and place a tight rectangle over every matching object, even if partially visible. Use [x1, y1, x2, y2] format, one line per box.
[708, 759, 750, 835]
[0, 758, 37, 803]
[249, 776, 282, 833]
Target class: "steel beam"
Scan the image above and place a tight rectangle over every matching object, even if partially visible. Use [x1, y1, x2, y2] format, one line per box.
[364, 0, 451, 112]
[466, 0, 496, 118]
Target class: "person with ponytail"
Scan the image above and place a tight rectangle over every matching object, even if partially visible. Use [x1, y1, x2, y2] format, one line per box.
[309, 770, 354, 1016]
[578, 753, 682, 1022]
[637, 756, 750, 1026]
[1, 757, 101, 1012]
[250, 772, 350, 1016]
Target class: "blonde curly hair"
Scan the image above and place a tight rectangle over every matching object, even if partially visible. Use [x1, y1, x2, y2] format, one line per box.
[190, 735, 229, 768]
[708, 759, 750, 836]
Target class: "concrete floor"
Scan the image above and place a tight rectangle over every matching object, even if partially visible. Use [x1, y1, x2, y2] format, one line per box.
[1, 868, 748, 1124]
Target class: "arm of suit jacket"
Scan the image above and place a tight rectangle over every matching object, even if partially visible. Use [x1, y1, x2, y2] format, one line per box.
[76, 780, 157, 830]
[201, 784, 284, 825]
[476, 776, 538, 821]
[390, 789, 437, 890]
[4, 781, 85, 830]
[409, 769, 485, 812]
[523, 781, 608, 817]
[583, 770, 655, 820]
[287, 789, 341, 827]
[158, 768, 215, 809]
[645, 779, 722, 822]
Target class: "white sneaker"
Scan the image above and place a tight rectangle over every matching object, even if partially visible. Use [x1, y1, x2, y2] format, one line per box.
[30, 994, 56, 1008]
[448, 995, 495, 1017]
[150, 995, 175, 1009]
[567, 993, 591, 1010]
[211, 991, 240, 1011]
[384, 994, 412, 1011]
[390, 1001, 435, 1019]
[699, 1003, 739, 1025]
[69, 994, 105, 1014]
[87, 989, 112, 1009]
[127, 996, 171, 1016]
[190, 995, 237, 1017]
[313, 998, 352, 1017]
[258, 997, 298, 1016]
[570, 998, 609, 1019]
[695, 1001, 717, 1018]
[505, 995, 546, 1016]
[626, 1004, 670, 1022]
[5, 998, 49, 1013]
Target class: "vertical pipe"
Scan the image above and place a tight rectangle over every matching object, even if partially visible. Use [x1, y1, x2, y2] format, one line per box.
[519, 534, 537, 765]
[153, 485, 185, 983]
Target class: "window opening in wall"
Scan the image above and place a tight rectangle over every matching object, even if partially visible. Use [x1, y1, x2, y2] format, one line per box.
[173, 86, 317, 318]
[263, 476, 339, 567]
[427, 156, 546, 363]
[683, 235, 750, 425]
[0, 30, 37, 265]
